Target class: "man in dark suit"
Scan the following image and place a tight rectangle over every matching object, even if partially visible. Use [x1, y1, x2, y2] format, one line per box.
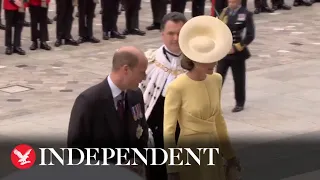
[55, 0, 78, 47]
[67, 46, 149, 177]
[122, 0, 145, 36]
[76, 0, 100, 44]
[216, 0, 255, 113]
[146, 0, 167, 31]
[101, 0, 125, 40]
[0, 0, 6, 30]
[215, 0, 247, 16]
[171, 0, 206, 17]
[253, 0, 274, 14]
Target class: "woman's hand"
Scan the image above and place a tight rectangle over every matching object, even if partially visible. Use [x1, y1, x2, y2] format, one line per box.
[168, 172, 180, 180]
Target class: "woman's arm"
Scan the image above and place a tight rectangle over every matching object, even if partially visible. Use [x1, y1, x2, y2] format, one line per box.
[163, 83, 182, 175]
[215, 74, 236, 160]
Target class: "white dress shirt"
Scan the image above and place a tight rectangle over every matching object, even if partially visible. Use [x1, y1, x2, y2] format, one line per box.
[107, 75, 124, 109]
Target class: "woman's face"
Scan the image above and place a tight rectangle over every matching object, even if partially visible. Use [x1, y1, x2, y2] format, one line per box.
[194, 62, 217, 75]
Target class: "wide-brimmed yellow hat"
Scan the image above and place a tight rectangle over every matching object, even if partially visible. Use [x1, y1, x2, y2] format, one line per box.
[179, 15, 233, 63]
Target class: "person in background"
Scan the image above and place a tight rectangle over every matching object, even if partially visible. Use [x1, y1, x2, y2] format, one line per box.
[253, 0, 274, 14]
[0, 0, 7, 29]
[139, 12, 187, 180]
[146, 0, 167, 31]
[76, 0, 100, 44]
[215, 0, 247, 17]
[122, 0, 146, 36]
[55, 0, 78, 47]
[28, 0, 52, 51]
[216, 0, 255, 112]
[4, 0, 28, 55]
[101, 0, 125, 40]
[171, 0, 206, 17]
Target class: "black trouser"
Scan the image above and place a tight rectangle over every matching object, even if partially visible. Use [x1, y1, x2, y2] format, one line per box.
[78, 0, 96, 38]
[171, 0, 206, 17]
[254, 0, 269, 8]
[271, 0, 285, 6]
[146, 95, 180, 180]
[0, 0, 2, 19]
[216, 56, 246, 107]
[102, 0, 119, 32]
[124, 0, 140, 30]
[30, 5, 49, 42]
[5, 10, 24, 47]
[56, 0, 74, 39]
[151, 0, 167, 24]
[214, 0, 247, 16]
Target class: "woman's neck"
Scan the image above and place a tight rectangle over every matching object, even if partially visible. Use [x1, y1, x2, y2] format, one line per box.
[187, 70, 206, 81]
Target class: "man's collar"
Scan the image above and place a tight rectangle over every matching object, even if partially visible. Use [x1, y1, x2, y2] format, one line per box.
[163, 45, 181, 57]
[107, 75, 123, 98]
[229, 5, 242, 13]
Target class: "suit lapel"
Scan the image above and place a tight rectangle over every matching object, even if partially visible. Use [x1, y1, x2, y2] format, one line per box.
[227, 9, 238, 26]
[102, 78, 123, 142]
[126, 91, 136, 144]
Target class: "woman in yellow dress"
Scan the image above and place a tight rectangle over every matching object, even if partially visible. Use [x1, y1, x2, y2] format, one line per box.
[163, 16, 241, 180]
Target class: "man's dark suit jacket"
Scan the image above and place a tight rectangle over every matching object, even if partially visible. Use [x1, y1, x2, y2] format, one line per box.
[67, 77, 149, 163]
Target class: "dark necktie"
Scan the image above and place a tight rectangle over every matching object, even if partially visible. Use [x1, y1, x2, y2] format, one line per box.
[117, 91, 125, 120]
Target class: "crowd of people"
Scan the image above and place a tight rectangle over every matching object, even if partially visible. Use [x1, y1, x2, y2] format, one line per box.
[0, 0, 318, 56]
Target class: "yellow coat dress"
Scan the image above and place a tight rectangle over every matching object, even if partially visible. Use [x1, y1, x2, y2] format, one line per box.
[163, 73, 235, 180]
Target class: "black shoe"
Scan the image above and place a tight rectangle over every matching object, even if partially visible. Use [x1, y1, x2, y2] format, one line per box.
[102, 35, 109, 40]
[54, 39, 62, 47]
[23, 21, 30, 27]
[261, 6, 275, 13]
[110, 31, 126, 39]
[0, 22, 5, 30]
[88, 37, 100, 43]
[30, 41, 38, 50]
[5, 47, 13, 55]
[77, 36, 87, 44]
[53, 16, 57, 21]
[47, 18, 53, 24]
[278, 4, 292, 10]
[123, 28, 146, 36]
[40, 42, 51, 50]
[232, 106, 244, 113]
[13, 47, 26, 55]
[254, 8, 261, 14]
[65, 38, 79, 46]
[146, 23, 161, 31]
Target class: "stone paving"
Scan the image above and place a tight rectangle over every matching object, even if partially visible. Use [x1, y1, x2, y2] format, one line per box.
[0, 0, 320, 179]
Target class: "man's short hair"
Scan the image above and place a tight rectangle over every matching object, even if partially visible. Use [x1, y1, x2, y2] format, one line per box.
[160, 12, 187, 31]
[112, 51, 139, 71]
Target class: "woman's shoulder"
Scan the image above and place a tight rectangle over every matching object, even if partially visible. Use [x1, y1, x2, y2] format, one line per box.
[207, 73, 223, 84]
[167, 74, 188, 89]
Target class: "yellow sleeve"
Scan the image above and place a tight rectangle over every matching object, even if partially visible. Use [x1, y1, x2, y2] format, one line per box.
[163, 83, 181, 173]
[215, 74, 236, 160]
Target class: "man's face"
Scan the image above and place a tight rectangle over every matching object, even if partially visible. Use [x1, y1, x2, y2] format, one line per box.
[228, 0, 239, 9]
[161, 20, 185, 54]
[124, 56, 147, 90]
